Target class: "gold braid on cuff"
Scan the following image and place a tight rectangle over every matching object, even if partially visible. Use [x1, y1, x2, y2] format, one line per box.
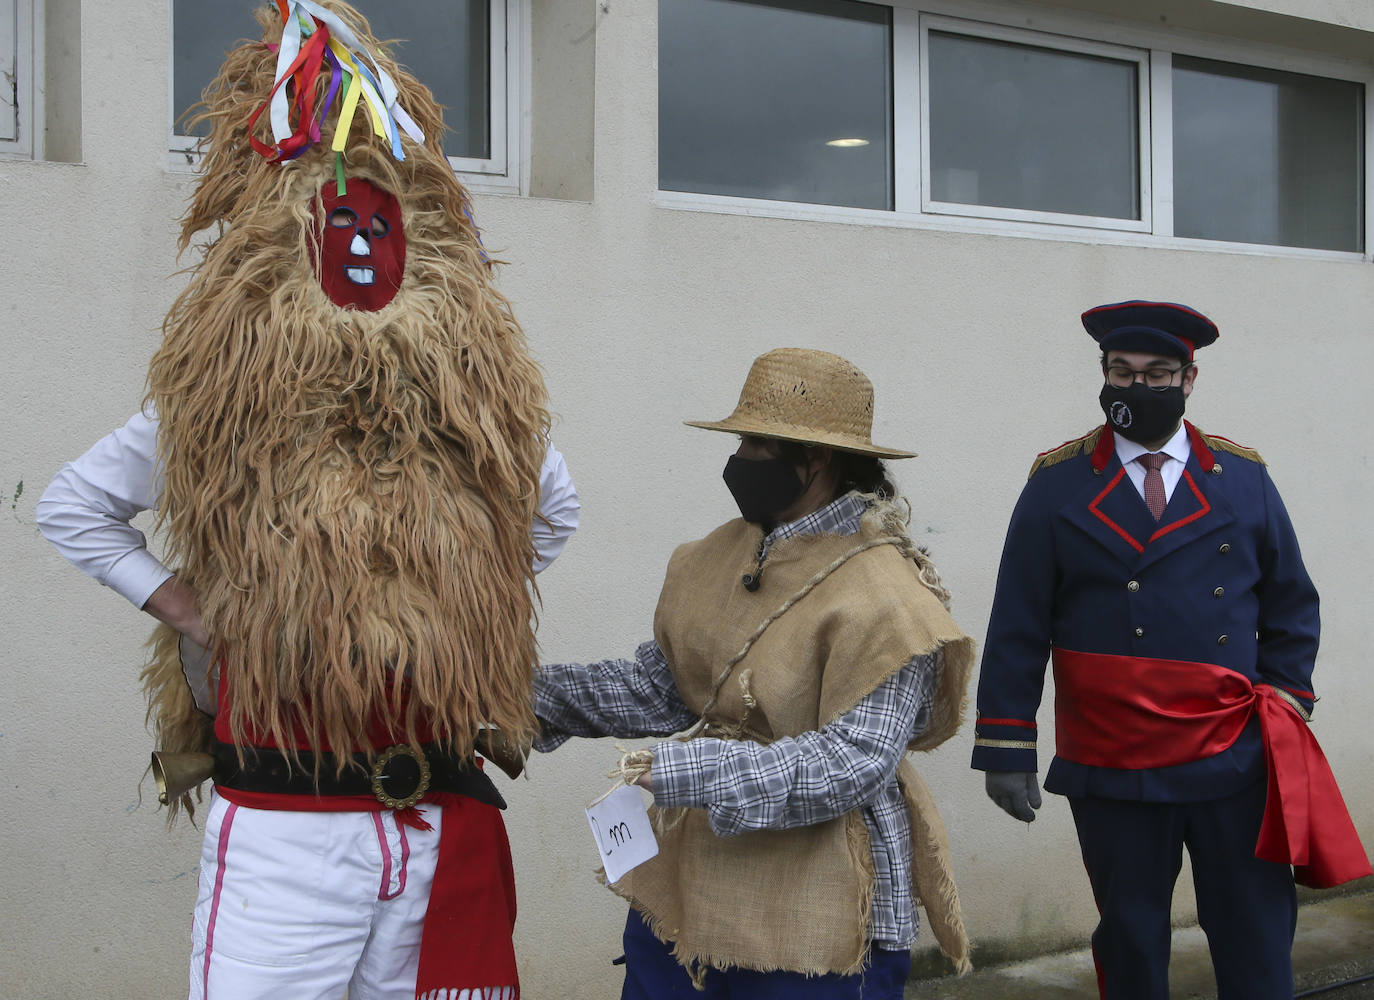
[1266, 684, 1313, 722]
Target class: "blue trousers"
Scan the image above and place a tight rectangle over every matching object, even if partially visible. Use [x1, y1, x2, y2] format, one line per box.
[619, 909, 911, 999]
[1069, 778, 1296, 1000]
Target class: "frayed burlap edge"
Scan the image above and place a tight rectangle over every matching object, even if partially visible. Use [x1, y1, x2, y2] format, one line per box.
[900, 758, 973, 975]
[601, 808, 877, 984]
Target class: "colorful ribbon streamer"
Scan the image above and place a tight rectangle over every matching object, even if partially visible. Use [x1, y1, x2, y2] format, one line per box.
[247, 0, 426, 164]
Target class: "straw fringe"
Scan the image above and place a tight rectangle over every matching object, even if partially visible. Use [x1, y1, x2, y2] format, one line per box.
[141, 622, 216, 825]
[145, 3, 548, 771]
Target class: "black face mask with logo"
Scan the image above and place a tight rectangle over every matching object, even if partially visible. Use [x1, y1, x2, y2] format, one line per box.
[1099, 383, 1186, 445]
[722, 455, 804, 528]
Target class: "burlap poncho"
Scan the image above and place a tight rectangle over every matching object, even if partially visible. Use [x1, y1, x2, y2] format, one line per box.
[611, 508, 976, 977]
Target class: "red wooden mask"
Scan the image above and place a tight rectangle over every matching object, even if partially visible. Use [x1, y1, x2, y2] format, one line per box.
[312, 179, 406, 311]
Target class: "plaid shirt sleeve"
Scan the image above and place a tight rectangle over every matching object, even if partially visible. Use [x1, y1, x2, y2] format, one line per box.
[651, 651, 940, 838]
[533, 640, 699, 752]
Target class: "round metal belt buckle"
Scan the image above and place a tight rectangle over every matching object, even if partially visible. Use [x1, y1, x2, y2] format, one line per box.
[371, 744, 431, 810]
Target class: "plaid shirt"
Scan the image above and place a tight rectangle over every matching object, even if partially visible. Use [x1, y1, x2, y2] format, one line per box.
[534, 493, 941, 949]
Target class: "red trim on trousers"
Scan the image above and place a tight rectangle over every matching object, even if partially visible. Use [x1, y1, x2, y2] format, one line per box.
[202, 803, 238, 997]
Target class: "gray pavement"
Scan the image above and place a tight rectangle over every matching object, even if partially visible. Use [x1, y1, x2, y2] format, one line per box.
[908, 890, 1374, 999]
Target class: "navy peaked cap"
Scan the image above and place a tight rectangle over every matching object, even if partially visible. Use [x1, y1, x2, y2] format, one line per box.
[1081, 300, 1219, 360]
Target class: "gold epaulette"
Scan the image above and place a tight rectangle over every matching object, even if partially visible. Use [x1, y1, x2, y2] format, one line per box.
[1028, 427, 1102, 480]
[1202, 433, 1266, 466]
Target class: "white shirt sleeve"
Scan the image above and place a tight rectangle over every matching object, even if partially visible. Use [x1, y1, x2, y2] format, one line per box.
[35, 407, 173, 609]
[533, 442, 580, 573]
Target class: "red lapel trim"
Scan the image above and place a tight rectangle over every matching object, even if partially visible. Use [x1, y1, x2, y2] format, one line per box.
[1147, 469, 1211, 543]
[1185, 421, 1216, 472]
[1089, 468, 1145, 553]
[1091, 424, 1115, 472]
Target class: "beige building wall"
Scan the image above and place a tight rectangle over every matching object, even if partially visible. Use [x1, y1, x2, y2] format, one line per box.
[2, 1, 1371, 997]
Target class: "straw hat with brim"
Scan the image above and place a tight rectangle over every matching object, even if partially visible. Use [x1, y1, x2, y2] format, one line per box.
[685, 348, 916, 459]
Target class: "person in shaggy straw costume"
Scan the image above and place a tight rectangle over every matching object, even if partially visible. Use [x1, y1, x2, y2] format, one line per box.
[533, 348, 975, 999]
[36, 2, 579, 997]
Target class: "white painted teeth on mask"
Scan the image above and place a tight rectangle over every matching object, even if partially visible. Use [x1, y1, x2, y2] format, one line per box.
[415, 988, 517, 999]
[345, 266, 376, 285]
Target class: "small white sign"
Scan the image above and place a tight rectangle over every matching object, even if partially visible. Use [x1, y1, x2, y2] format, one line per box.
[585, 785, 659, 884]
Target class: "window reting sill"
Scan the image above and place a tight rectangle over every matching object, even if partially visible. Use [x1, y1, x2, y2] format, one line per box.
[653, 189, 1371, 264]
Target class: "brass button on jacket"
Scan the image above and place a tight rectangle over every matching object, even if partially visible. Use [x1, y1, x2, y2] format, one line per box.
[1127, 580, 1140, 592]
[1134, 627, 1145, 638]
[1219, 543, 1232, 554]
[1217, 634, 1229, 645]
[1213, 587, 1225, 598]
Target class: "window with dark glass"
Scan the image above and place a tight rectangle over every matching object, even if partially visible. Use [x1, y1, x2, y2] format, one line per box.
[1172, 55, 1364, 252]
[172, 0, 491, 160]
[926, 30, 1141, 221]
[658, 0, 894, 211]
[656, 2, 1368, 254]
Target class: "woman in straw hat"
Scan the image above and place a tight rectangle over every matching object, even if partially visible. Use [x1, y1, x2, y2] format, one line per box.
[534, 349, 975, 997]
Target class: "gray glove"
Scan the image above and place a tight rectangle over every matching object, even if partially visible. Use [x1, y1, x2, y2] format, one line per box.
[985, 770, 1042, 822]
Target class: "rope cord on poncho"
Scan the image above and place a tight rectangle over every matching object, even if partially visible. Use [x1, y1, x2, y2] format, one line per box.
[588, 745, 656, 809]
[601, 497, 954, 835]
[683, 495, 949, 739]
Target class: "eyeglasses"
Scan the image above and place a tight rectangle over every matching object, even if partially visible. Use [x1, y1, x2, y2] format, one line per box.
[1103, 363, 1191, 391]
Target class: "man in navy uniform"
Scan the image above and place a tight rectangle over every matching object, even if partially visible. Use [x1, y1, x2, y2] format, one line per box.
[971, 301, 1369, 999]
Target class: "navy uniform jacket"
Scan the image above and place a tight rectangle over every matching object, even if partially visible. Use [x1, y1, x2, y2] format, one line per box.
[971, 422, 1320, 802]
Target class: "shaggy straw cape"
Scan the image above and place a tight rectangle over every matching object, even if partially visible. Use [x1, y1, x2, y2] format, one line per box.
[141, 0, 550, 815]
[686, 348, 916, 459]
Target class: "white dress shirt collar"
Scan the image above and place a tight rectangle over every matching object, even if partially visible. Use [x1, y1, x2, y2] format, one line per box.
[1114, 421, 1192, 505]
[1114, 421, 1191, 468]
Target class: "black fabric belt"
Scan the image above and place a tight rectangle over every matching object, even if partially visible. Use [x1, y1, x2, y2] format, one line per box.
[211, 740, 506, 810]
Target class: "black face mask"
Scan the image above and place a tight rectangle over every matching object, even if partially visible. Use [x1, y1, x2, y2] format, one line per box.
[722, 455, 804, 527]
[1099, 383, 1186, 445]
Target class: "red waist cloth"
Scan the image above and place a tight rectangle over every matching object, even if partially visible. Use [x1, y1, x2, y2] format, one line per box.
[416, 793, 520, 999]
[1053, 648, 1371, 888]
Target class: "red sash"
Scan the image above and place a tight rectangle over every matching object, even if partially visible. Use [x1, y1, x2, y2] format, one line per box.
[1053, 648, 1372, 888]
[415, 795, 520, 999]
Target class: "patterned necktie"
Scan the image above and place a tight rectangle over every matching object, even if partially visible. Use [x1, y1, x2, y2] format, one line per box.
[1137, 452, 1168, 521]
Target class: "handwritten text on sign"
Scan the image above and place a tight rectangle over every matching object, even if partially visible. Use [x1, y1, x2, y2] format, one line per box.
[585, 785, 659, 883]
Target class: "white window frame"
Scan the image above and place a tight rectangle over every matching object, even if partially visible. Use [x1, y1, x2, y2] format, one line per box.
[917, 14, 1152, 233]
[656, 0, 1374, 262]
[0, 0, 44, 159]
[168, 0, 525, 195]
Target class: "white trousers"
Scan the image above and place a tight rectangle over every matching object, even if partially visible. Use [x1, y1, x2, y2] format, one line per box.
[188, 792, 446, 1000]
